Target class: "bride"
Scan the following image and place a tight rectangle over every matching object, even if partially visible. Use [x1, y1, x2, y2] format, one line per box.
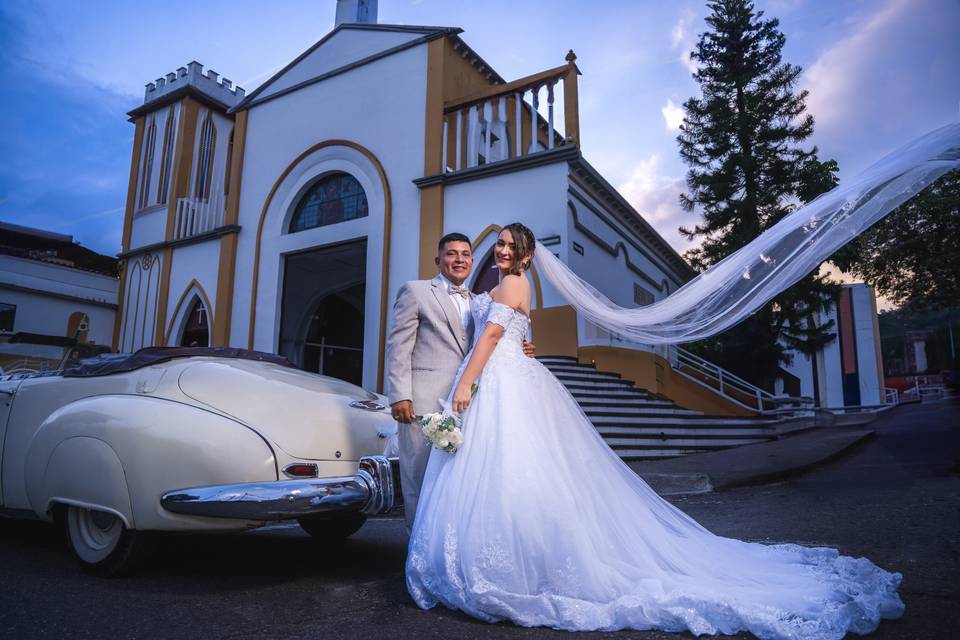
[405, 222, 904, 639]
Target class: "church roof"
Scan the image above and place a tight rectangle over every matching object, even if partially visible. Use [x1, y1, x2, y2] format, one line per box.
[228, 23, 506, 114]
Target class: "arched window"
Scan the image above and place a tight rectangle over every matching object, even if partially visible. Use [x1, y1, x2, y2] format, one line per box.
[157, 105, 176, 205]
[179, 297, 209, 347]
[471, 248, 500, 295]
[193, 111, 217, 201]
[137, 117, 157, 210]
[289, 173, 368, 233]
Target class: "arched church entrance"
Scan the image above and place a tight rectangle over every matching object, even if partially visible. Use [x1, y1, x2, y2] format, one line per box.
[179, 297, 209, 347]
[471, 249, 499, 295]
[278, 239, 366, 386]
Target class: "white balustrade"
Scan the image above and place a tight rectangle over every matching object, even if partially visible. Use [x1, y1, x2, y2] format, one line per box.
[440, 55, 580, 175]
[174, 186, 226, 241]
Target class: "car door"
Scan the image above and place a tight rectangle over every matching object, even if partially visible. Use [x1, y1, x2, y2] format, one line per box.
[0, 377, 23, 506]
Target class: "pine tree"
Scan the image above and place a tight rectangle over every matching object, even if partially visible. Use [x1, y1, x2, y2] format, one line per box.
[677, 0, 840, 389]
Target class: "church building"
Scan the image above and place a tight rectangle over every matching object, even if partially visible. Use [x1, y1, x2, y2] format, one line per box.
[115, 1, 690, 393]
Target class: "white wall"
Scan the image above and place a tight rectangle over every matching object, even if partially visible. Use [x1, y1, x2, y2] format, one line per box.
[118, 253, 162, 352]
[851, 284, 883, 405]
[129, 206, 166, 250]
[567, 185, 684, 310]
[444, 161, 570, 309]
[0, 255, 117, 346]
[254, 28, 425, 101]
[231, 37, 428, 390]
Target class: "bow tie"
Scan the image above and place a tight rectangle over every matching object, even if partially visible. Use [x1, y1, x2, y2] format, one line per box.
[448, 284, 470, 299]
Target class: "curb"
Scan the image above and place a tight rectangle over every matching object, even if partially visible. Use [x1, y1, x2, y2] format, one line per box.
[710, 429, 876, 491]
[632, 428, 876, 496]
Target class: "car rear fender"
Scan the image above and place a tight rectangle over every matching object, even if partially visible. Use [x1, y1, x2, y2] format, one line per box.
[40, 436, 133, 526]
[24, 395, 277, 531]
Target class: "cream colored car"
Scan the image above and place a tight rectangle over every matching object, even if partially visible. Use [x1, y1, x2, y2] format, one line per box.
[0, 342, 400, 576]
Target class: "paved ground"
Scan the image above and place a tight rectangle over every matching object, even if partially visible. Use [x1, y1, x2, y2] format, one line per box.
[1, 399, 958, 639]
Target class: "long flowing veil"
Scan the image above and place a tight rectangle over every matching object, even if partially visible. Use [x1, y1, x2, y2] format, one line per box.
[534, 123, 960, 344]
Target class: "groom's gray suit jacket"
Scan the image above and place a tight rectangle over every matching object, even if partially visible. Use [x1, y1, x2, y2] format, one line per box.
[385, 274, 473, 532]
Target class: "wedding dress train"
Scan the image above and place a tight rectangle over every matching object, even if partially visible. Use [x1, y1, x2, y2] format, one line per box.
[405, 292, 904, 639]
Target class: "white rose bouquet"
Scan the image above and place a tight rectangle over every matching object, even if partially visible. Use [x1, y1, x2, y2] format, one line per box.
[418, 400, 464, 454]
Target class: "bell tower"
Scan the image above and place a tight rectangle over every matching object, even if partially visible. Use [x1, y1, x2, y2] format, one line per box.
[335, 0, 378, 26]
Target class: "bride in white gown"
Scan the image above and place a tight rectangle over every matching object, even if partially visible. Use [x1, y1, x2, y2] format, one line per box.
[405, 223, 904, 639]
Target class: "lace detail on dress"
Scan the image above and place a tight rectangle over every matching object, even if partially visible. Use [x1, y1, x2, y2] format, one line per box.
[485, 301, 519, 330]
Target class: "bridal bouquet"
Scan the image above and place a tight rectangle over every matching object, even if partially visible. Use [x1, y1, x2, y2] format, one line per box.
[418, 401, 463, 454]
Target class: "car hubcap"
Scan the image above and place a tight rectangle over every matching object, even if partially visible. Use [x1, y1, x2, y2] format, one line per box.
[67, 506, 122, 563]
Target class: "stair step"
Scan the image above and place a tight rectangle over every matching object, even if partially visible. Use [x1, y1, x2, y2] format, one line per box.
[580, 405, 703, 419]
[603, 436, 770, 448]
[537, 355, 580, 363]
[590, 416, 774, 427]
[577, 398, 679, 408]
[560, 381, 639, 392]
[614, 448, 735, 460]
[597, 425, 776, 437]
[553, 373, 634, 384]
[545, 367, 622, 379]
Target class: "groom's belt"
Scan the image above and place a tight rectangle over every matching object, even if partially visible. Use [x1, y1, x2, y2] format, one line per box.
[160, 455, 401, 520]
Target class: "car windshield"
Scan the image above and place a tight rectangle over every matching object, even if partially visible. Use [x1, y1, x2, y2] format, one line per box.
[0, 334, 88, 377]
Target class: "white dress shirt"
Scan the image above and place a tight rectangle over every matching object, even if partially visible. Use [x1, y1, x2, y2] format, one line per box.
[439, 274, 473, 335]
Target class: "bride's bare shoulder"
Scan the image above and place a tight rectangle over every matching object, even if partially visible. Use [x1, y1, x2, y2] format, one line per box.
[492, 274, 530, 308]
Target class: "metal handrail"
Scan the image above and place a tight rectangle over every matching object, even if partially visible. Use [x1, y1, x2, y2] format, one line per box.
[670, 345, 781, 412]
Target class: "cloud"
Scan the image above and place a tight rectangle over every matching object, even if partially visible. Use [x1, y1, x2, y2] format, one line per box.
[670, 9, 698, 75]
[802, 0, 960, 176]
[618, 154, 699, 253]
[661, 98, 685, 131]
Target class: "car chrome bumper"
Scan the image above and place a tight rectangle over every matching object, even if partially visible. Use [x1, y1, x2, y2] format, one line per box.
[160, 455, 402, 520]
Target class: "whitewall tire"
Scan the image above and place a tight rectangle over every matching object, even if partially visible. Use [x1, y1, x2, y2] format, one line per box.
[62, 505, 152, 577]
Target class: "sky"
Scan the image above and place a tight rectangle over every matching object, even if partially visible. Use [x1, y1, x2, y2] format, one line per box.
[0, 0, 957, 265]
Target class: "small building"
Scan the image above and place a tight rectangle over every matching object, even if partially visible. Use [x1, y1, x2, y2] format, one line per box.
[0, 222, 119, 346]
[780, 283, 886, 407]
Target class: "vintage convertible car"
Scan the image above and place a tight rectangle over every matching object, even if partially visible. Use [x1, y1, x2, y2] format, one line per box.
[0, 339, 401, 576]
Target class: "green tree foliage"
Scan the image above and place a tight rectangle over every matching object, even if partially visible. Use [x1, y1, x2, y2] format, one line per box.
[832, 170, 960, 311]
[676, 0, 840, 388]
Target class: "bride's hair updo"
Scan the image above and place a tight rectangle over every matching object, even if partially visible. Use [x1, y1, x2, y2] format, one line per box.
[503, 222, 535, 276]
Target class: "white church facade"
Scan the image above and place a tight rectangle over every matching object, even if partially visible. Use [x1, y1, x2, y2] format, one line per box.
[115, 8, 690, 396]
[113, 1, 885, 416]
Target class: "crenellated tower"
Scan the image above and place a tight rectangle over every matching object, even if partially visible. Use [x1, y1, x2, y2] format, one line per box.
[114, 61, 246, 352]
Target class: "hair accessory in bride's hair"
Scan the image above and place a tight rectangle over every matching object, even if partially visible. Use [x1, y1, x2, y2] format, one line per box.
[503, 222, 535, 276]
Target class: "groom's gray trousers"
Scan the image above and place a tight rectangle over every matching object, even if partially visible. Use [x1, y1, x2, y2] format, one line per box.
[385, 276, 472, 533]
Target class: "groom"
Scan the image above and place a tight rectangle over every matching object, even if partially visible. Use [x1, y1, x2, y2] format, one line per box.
[386, 232, 534, 532]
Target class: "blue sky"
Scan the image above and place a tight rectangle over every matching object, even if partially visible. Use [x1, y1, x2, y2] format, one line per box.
[0, 0, 957, 258]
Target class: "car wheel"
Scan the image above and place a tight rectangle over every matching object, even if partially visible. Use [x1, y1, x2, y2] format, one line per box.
[297, 511, 367, 540]
[62, 505, 153, 577]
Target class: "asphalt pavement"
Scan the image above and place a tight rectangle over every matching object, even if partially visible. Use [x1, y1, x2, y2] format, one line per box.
[1, 399, 957, 639]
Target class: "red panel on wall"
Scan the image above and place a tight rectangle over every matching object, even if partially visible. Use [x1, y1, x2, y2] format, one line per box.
[838, 288, 858, 375]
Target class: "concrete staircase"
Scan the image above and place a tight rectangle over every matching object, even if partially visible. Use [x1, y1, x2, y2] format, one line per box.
[538, 355, 780, 460]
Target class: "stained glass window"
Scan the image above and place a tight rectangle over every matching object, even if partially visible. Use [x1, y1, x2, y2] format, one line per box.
[289, 173, 368, 233]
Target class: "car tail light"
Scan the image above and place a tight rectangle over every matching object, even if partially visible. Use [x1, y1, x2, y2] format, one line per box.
[282, 463, 318, 478]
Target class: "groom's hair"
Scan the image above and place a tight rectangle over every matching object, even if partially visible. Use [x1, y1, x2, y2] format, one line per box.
[438, 232, 471, 252]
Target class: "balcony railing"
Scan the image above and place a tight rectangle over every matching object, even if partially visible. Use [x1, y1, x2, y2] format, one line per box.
[440, 51, 580, 174]
[174, 189, 226, 241]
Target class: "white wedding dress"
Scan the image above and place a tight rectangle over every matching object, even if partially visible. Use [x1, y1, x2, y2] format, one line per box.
[405, 292, 904, 639]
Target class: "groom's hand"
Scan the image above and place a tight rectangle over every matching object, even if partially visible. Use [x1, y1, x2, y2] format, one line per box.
[522, 340, 536, 358]
[391, 400, 415, 424]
